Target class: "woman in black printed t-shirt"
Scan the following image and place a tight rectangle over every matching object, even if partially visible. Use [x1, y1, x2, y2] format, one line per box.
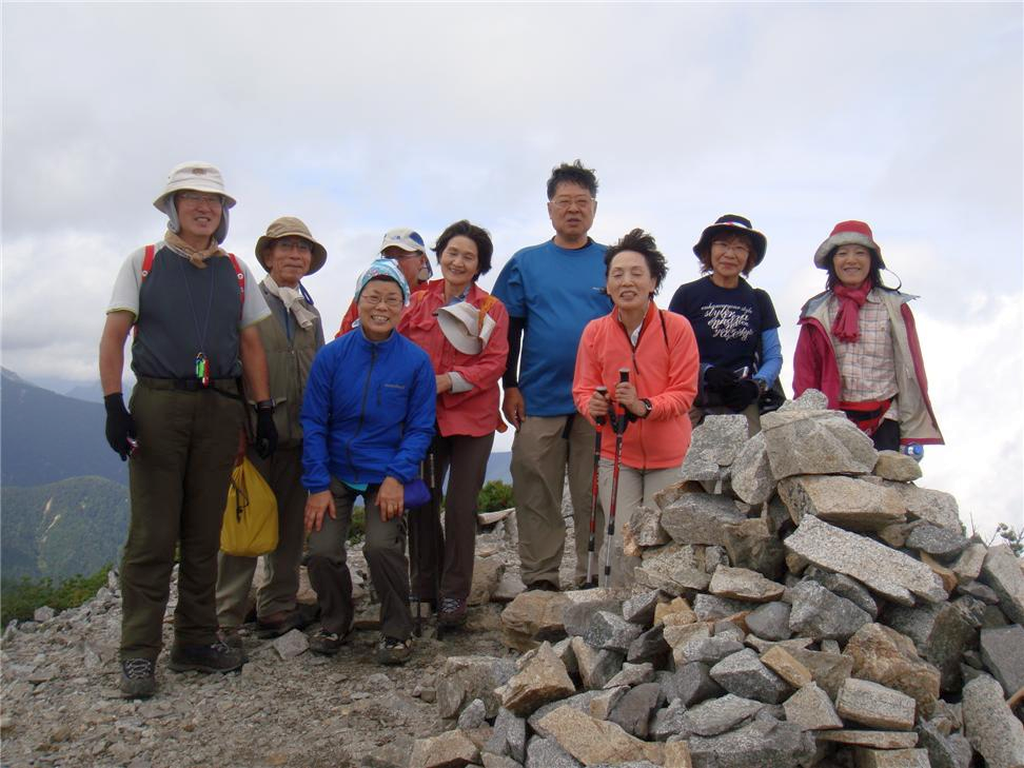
[668, 214, 783, 435]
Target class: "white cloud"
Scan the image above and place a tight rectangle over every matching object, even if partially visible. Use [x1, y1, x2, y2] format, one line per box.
[2, 2, 1021, 531]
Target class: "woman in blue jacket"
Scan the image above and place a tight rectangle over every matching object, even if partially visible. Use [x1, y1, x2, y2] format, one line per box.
[301, 259, 435, 664]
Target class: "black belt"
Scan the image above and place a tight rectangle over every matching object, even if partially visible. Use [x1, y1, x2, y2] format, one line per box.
[137, 376, 243, 400]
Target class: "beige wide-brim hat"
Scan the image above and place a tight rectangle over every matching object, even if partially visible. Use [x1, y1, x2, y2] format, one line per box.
[152, 160, 237, 211]
[436, 301, 496, 355]
[255, 216, 328, 276]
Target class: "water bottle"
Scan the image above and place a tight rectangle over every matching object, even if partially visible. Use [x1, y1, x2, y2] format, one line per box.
[900, 443, 923, 462]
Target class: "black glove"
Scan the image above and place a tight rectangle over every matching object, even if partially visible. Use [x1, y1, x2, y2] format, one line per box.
[723, 379, 760, 412]
[704, 365, 739, 392]
[104, 393, 137, 461]
[254, 402, 278, 459]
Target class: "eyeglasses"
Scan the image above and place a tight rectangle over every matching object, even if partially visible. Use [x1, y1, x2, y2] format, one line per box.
[711, 240, 750, 257]
[275, 238, 312, 254]
[178, 192, 223, 207]
[359, 294, 403, 309]
[385, 251, 422, 262]
[550, 196, 595, 210]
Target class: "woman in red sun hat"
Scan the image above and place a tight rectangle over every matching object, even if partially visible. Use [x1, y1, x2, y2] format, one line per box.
[793, 220, 943, 457]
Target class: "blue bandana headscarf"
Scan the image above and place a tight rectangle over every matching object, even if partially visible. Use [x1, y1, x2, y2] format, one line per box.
[354, 258, 411, 306]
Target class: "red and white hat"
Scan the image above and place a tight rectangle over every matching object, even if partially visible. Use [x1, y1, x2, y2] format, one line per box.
[814, 220, 884, 269]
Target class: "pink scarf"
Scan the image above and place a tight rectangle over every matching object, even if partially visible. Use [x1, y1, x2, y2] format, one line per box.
[832, 279, 872, 343]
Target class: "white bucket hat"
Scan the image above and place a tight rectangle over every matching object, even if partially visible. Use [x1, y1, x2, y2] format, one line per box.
[436, 302, 497, 355]
[153, 161, 236, 244]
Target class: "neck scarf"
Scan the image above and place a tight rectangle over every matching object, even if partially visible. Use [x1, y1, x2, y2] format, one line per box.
[264, 275, 317, 329]
[163, 229, 225, 269]
[832, 279, 873, 343]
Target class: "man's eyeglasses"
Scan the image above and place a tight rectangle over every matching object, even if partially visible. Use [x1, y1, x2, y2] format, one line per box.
[178, 192, 223, 207]
[359, 294, 403, 309]
[550, 196, 595, 211]
[275, 238, 312, 254]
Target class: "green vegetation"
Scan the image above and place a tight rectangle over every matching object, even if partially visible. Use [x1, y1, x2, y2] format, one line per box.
[1, 563, 111, 627]
[2, 476, 129, 585]
[995, 522, 1023, 557]
[477, 480, 514, 513]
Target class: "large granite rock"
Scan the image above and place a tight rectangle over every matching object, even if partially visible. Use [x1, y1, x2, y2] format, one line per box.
[709, 566, 785, 603]
[659, 493, 747, 547]
[981, 544, 1024, 625]
[853, 748, 930, 767]
[746, 602, 792, 641]
[608, 682, 664, 739]
[561, 590, 625, 638]
[842, 623, 940, 715]
[778, 475, 906, 532]
[661, 662, 724, 707]
[731, 431, 776, 506]
[584, 610, 644, 653]
[783, 682, 843, 731]
[533, 705, 665, 765]
[979, 624, 1024, 696]
[437, 656, 517, 719]
[886, 601, 976, 693]
[905, 523, 969, 558]
[709, 649, 790, 704]
[873, 450, 923, 482]
[721, 516, 787, 581]
[483, 708, 526, 764]
[916, 720, 973, 768]
[759, 645, 813, 689]
[570, 637, 625, 690]
[500, 590, 569, 651]
[682, 693, 765, 736]
[788, 648, 854, 700]
[628, 505, 671, 548]
[783, 515, 947, 605]
[687, 716, 816, 768]
[835, 678, 916, 730]
[887, 484, 962, 533]
[497, 642, 576, 716]
[524, 736, 582, 768]
[680, 414, 749, 481]
[409, 729, 480, 768]
[951, 543, 987, 585]
[788, 579, 872, 641]
[961, 673, 1024, 768]
[803, 566, 878, 618]
[761, 408, 877, 480]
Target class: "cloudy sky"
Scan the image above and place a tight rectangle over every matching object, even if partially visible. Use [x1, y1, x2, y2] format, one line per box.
[2, 2, 1021, 535]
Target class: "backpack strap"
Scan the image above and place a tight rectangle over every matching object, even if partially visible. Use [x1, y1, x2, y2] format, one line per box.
[140, 244, 156, 283]
[477, 294, 497, 333]
[226, 253, 245, 319]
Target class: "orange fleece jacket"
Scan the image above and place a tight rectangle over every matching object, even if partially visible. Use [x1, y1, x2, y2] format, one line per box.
[573, 301, 700, 470]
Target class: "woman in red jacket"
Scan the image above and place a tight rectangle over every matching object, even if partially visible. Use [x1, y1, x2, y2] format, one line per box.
[793, 220, 943, 454]
[398, 220, 508, 627]
[573, 229, 700, 585]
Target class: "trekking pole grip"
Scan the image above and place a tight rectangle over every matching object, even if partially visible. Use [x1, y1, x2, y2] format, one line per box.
[595, 385, 608, 426]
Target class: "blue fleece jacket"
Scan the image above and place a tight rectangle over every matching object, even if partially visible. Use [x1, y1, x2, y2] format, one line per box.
[301, 328, 436, 493]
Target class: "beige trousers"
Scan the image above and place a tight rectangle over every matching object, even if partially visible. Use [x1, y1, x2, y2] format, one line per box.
[597, 460, 682, 588]
[511, 414, 603, 588]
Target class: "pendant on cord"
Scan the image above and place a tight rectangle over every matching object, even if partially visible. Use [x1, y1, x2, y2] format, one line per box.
[195, 352, 210, 387]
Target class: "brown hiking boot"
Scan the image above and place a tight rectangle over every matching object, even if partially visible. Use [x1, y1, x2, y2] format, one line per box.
[120, 657, 156, 699]
[438, 597, 468, 628]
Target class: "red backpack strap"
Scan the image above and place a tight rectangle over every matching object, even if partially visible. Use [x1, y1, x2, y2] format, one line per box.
[226, 253, 245, 319]
[140, 244, 156, 283]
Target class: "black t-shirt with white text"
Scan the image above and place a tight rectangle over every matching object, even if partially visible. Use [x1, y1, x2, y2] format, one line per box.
[668, 276, 779, 374]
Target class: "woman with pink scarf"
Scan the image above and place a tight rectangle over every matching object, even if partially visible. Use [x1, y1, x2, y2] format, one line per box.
[793, 221, 943, 454]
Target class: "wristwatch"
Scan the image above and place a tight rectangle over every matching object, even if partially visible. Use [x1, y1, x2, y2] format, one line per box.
[640, 398, 653, 419]
[255, 399, 275, 413]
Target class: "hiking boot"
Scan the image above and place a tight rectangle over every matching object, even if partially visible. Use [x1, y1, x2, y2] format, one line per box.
[255, 608, 307, 639]
[376, 635, 413, 666]
[168, 640, 244, 674]
[438, 597, 467, 628]
[218, 626, 244, 649]
[308, 628, 347, 656]
[120, 657, 156, 699]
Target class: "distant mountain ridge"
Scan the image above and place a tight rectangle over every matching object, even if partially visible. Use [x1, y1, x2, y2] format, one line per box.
[1, 368, 127, 487]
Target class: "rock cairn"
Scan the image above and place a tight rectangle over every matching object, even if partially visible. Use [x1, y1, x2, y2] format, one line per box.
[414, 391, 1024, 768]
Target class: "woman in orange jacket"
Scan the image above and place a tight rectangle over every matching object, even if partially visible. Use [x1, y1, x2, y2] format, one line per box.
[398, 220, 508, 627]
[573, 229, 700, 584]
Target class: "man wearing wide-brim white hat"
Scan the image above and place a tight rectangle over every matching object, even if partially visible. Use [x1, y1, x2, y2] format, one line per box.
[99, 160, 275, 698]
[216, 216, 327, 645]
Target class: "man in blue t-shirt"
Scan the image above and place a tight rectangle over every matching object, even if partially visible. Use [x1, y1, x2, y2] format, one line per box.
[492, 160, 611, 591]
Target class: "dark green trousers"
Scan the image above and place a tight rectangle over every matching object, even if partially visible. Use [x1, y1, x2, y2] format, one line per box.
[120, 379, 244, 660]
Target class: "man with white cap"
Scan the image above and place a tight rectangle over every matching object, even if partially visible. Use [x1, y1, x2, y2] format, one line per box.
[335, 228, 432, 336]
[99, 161, 275, 698]
[216, 216, 327, 646]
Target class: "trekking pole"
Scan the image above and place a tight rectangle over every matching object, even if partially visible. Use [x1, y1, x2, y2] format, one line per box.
[585, 386, 608, 588]
[603, 369, 630, 587]
[428, 449, 444, 641]
[411, 459, 425, 637]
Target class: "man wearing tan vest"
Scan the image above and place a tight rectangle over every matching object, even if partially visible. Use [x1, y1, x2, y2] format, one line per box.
[216, 217, 327, 647]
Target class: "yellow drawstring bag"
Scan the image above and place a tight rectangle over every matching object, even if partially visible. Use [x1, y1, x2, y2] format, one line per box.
[221, 457, 279, 557]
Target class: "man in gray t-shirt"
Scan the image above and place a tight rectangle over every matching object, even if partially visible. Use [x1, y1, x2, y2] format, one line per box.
[98, 161, 274, 699]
